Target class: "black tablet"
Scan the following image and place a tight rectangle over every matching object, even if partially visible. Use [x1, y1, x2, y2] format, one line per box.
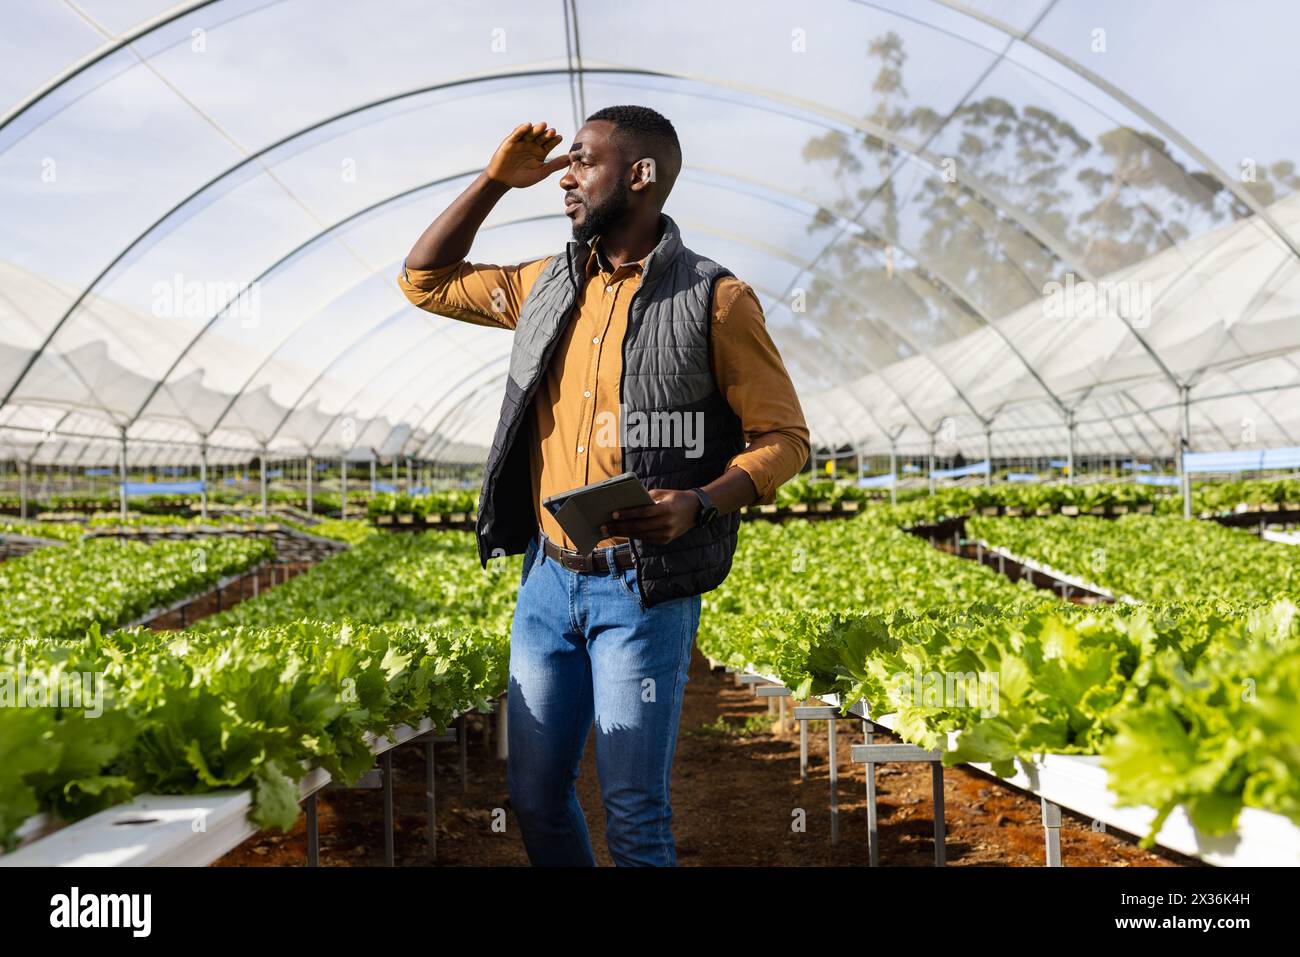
[541, 472, 655, 554]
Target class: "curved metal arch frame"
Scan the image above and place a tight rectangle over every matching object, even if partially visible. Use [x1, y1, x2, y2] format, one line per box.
[406, 358, 512, 460]
[933, 0, 1300, 263]
[303, 327, 505, 457]
[123, 172, 495, 434]
[862, 0, 1300, 396]
[160, 182, 945, 460]
[679, 180, 999, 420]
[590, 66, 1194, 397]
[2, 57, 1180, 428]
[420, 381, 507, 465]
[224, 175, 990, 454]
[191, 206, 556, 441]
[259, 308, 472, 450]
[4, 6, 1296, 461]
[0, 0, 227, 133]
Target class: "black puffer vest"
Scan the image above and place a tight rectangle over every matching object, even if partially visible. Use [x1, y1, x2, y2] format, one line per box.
[475, 213, 745, 608]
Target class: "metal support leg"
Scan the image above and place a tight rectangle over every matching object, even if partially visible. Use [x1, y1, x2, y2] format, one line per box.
[483, 707, 492, 753]
[425, 737, 437, 861]
[458, 714, 468, 792]
[799, 718, 809, 781]
[1042, 798, 1062, 867]
[381, 751, 394, 866]
[852, 742, 946, 866]
[931, 763, 946, 866]
[756, 684, 790, 736]
[863, 722, 879, 867]
[828, 717, 839, 845]
[305, 792, 319, 867]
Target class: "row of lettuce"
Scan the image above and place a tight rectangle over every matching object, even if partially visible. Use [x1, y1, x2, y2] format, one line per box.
[697, 511, 1300, 844]
[0, 538, 274, 643]
[10, 475, 1299, 529]
[966, 514, 1300, 603]
[1, 528, 516, 849]
[362, 476, 1300, 524]
[5, 502, 1300, 850]
[2, 510, 353, 541]
[0, 487, 347, 515]
[887, 477, 1300, 526]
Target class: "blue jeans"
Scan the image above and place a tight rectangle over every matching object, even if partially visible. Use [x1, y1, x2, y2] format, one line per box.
[506, 535, 701, 866]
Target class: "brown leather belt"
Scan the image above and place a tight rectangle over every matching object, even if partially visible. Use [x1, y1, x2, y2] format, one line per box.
[540, 535, 635, 573]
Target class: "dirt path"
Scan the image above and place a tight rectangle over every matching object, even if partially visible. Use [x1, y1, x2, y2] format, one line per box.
[216, 648, 1188, 867]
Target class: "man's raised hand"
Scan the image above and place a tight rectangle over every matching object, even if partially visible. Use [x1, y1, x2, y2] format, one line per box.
[485, 122, 567, 188]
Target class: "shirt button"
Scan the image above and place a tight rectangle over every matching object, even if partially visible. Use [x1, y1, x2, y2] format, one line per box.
[592, 336, 600, 344]
[577, 445, 585, 454]
[583, 390, 591, 398]
[605, 284, 613, 293]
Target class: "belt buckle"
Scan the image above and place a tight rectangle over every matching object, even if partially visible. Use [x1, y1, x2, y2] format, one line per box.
[562, 550, 587, 572]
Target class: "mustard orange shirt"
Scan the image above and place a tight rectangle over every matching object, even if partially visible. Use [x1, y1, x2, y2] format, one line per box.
[398, 235, 809, 551]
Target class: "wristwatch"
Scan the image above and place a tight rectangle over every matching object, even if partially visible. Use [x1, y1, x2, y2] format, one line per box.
[690, 487, 718, 527]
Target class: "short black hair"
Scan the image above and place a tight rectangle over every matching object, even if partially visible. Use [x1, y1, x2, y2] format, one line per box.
[585, 104, 682, 169]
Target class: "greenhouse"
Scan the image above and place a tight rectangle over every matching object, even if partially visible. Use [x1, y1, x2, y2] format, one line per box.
[0, 0, 1296, 902]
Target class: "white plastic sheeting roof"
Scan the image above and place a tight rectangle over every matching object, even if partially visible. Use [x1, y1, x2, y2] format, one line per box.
[1, 0, 1297, 466]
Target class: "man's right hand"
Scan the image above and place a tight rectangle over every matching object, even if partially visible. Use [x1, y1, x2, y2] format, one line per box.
[486, 122, 568, 189]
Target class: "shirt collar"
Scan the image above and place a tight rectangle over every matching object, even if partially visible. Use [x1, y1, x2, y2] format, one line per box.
[573, 213, 681, 284]
[586, 233, 650, 277]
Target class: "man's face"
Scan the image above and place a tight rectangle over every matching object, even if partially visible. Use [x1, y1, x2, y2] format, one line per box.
[559, 120, 633, 244]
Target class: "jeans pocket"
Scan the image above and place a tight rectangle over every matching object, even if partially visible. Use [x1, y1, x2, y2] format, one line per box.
[617, 564, 640, 599]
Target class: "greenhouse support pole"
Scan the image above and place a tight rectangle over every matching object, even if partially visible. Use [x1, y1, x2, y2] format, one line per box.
[370, 457, 377, 494]
[258, 446, 268, 516]
[306, 454, 314, 516]
[340, 455, 348, 520]
[928, 434, 936, 496]
[1066, 412, 1076, 486]
[1179, 384, 1192, 519]
[199, 438, 209, 520]
[889, 440, 898, 506]
[118, 428, 129, 520]
[407, 457, 414, 490]
[18, 459, 28, 520]
[984, 427, 993, 488]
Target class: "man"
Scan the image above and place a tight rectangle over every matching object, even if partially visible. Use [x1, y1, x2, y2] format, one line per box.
[399, 106, 808, 866]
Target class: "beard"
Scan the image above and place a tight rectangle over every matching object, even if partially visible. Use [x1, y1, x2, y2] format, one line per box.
[571, 188, 632, 245]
